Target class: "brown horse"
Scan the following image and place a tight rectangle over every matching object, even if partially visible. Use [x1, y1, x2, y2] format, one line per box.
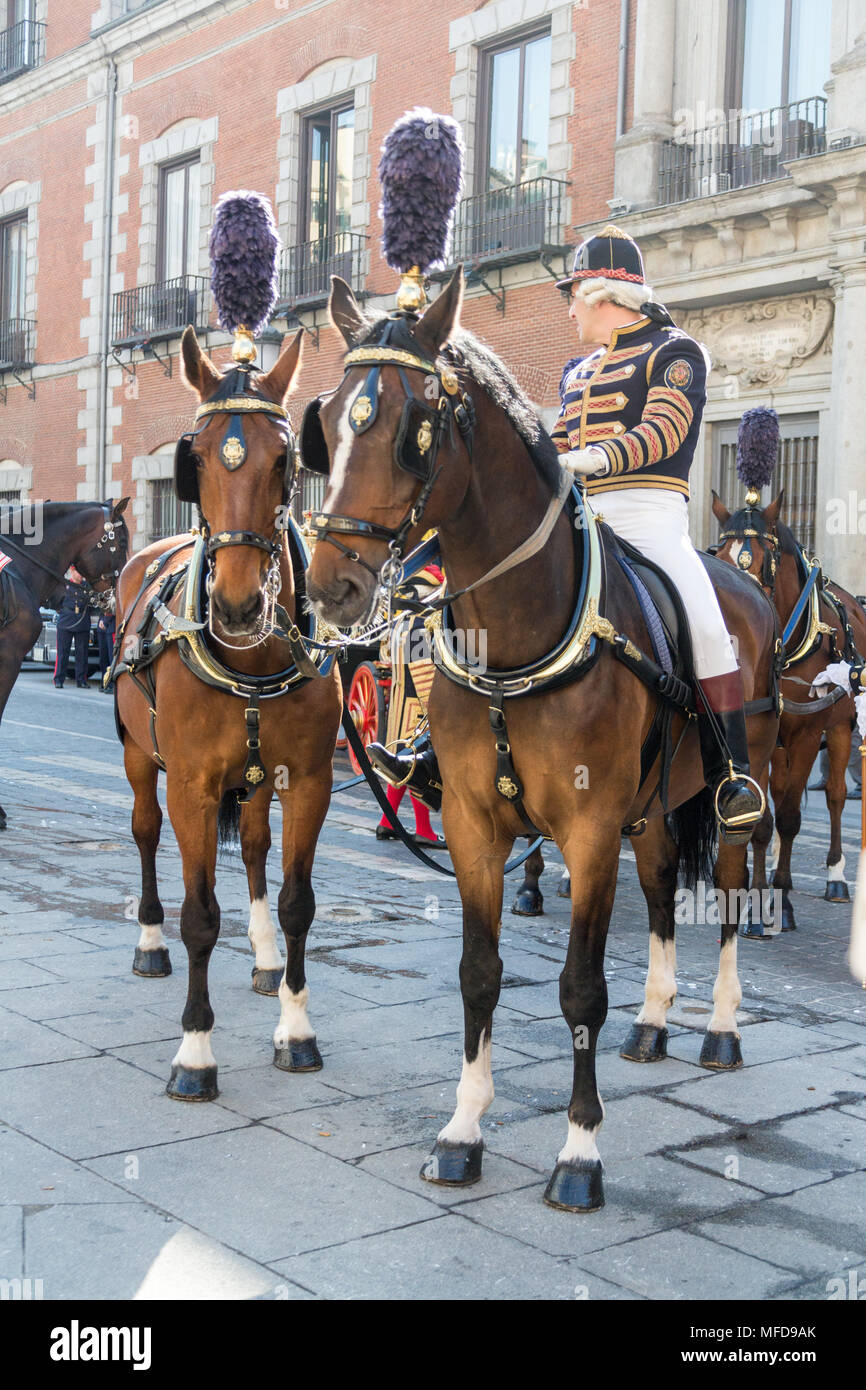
[114, 329, 341, 1100]
[0, 498, 129, 828]
[305, 269, 780, 1211]
[713, 491, 866, 931]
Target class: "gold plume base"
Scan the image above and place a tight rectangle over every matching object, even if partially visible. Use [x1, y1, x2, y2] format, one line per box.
[744, 487, 761, 506]
[396, 266, 428, 314]
[231, 325, 258, 365]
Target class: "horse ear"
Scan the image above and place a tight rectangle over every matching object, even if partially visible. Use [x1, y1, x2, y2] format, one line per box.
[710, 490, 731, 526]
[763, 490, 785, 527]
[111, 496, 130, 519]
[414, 266, 464, 356]
[258, 329, 303, 404]
[180, 326, 220, 398]
[329, 276, 366, 346]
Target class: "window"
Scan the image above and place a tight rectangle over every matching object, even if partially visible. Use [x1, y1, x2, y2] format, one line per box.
[715, 415, 818, 554]
[157, 156, 200, 282]
[300, 104, 354, 244]
[1, 1, 42, 78]
[0, 487, 20, 504]
[0, 214, 26, 320]
[728, 0, 830, 111]
[149, 478, 192, 543]
[479, 28, 551, 191]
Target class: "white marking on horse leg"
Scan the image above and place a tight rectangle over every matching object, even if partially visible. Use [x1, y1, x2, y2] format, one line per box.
[708, 936, 742, 1035]
[137, 922, 166, 951]
[635, 934, 677, 1029]
[172, 1029, 216, 1070]
[768, 829, 780, 874]
[557, 1108, 604, 1166]
[247, 896, 283, 970]
[437, 1032, 494, 1145]
[827, 854, 847, 883]
[273, 982, 314, 1048]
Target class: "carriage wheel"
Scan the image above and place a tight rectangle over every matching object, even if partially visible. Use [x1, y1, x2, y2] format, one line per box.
[345, 662, 386, 775]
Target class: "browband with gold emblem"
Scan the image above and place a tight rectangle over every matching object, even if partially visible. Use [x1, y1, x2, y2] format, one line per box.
[194, 398, 289, 422]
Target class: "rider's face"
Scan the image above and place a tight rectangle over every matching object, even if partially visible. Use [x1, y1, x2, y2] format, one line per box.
[568, 286, 593, 341]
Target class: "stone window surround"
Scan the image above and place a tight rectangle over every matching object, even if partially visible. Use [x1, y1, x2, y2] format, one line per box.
[448, 0, 575, 198]
[0, 180, 40, 366]
[131, 449, 175, 551]
[275, 55, 377, 267]
[0, 461, 32, 499]
[137, 116, 218, 289]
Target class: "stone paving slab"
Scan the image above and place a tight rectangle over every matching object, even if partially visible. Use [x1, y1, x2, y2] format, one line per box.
[690, 1199, 864, 1283]
[0, 1124, 139, 1206]
[666, 1054, 866, 1126]
[85, 1126, 445, 1265]
[580, 1226, 802, 1300]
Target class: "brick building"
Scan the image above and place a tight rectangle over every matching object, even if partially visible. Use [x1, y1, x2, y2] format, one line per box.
[0, 0, 863, 592]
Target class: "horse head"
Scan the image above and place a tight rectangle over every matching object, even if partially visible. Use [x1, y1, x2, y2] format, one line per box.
[179, 326, 302, 637]
[712, 489, 785, 593]
[306, 268, 470, 628]
[75, 497, 130, 587]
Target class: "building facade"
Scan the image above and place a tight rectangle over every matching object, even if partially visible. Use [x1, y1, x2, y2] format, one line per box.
[0, 0, 863, 595]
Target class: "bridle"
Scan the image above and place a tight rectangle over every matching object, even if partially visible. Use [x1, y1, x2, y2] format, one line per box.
[716, 504, 780, 597]
[301, 315, 476, 604]
[173, 366, 297, 648]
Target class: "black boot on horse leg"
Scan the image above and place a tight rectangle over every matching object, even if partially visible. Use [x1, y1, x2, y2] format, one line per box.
[698, 671, 765, 845]
[366, 732, 443, 812]
[126, 739, 171, 978]
[511, 840, 544, 916]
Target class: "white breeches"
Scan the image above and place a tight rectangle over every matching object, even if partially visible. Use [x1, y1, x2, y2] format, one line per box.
[588, 487, 738, 680]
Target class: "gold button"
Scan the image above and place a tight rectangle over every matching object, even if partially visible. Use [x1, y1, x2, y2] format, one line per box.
[626, 365, 635, 375]
[617, 394, 626, 406]
[613, 422, 624, 433]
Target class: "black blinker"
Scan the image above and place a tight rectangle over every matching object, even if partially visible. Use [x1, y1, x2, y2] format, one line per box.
[299, 396, 330, 476]
[174, 435, 199, 504]
[394, 398, 439, 480]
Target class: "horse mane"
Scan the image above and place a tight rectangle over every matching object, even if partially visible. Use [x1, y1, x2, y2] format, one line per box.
[355, 314, 563, 493]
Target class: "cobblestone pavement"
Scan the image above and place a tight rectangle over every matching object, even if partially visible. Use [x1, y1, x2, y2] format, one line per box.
[1, 670, 864, 1301]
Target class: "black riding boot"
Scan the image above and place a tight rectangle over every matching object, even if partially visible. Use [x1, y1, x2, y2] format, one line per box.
[698, 671, 765, 845]
[366, 732, 443, 813]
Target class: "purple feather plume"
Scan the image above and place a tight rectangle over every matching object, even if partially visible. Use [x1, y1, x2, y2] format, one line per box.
[209, 191, 280, 337]
[736, 406, 779, 492]
[378, 108, 464, 273]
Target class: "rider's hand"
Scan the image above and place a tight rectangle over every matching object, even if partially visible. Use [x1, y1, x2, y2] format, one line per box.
[560, 447, 609, 478]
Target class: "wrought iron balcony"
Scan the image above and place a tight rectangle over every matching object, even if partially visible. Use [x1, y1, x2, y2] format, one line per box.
[444, 177, 569, 269]
[111, 275, 210, 349]
[275, 231, 367, 313]
[0, 19, 46, 82]
[657, 97, 827, 206]
[0, 319, 35, 371]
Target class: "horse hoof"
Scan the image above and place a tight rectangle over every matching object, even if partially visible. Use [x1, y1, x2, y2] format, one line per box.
[252, 966, 284, 996]
[273, 1038, 323, 1072]
[165, 1064, 218, 1101]
[419, 1139, 483, 1186]
[824, 880, 850, 903]
[511, 888, 543, 917]
[620, 1022, 668, 1062]
[699, 1031, 743, 1070]
[543, 1159, 604, 1212]
[132, 947, 172, 977]
[557, 875, 571, 898]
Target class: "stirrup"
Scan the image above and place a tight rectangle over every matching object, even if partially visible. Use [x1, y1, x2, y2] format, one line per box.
[713, 766, 766, 832]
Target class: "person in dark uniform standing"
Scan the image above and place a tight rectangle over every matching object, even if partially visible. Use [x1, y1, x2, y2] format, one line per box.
[96, 589, 116, 693]
[54, 567, 92, 690]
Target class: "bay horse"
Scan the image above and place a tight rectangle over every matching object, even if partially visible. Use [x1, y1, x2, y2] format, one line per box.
[304, 268, 780, 1211]
[0, 498, 130, 829]
[713, 491, 866, 930]
[114, 328, 341, 1100]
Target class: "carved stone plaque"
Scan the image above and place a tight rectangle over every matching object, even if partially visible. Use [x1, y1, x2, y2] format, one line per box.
[680, 294, 834, 386]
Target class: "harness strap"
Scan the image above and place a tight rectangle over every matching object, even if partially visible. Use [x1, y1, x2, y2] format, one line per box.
[781, 561, 820, 649]
[239, 694, 267, 801]
[488, 691, 541, 836]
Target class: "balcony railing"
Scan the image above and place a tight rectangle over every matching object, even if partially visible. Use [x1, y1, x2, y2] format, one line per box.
[657, 97, 827, 206]
[0, 319, 35, 370]
[275, 231, 366, 312]
[0, 19, 46, 81]
[111, 275, 210, 348]
[445, 177, 569, 268]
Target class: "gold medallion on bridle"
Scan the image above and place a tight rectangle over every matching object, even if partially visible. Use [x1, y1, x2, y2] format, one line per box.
[440, 366, 459, 395]
[416, 420, 434, 455]
[497, 775, 519, 799]
[221, 436, 246, 469]
[350, 395, 373, 426]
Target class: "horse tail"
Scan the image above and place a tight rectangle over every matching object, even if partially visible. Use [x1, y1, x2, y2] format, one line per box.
[668, 786, 717, 891]
[217, 790, 242, 853]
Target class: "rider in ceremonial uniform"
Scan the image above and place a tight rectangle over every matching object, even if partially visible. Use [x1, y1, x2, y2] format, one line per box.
[553, 225, 763, 838]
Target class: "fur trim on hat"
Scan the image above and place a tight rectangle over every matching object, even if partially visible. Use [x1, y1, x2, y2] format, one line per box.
[576, 276, 654, 313]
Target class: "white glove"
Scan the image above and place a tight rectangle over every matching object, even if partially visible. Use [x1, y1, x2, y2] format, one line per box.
[561, 447, 609, 478]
